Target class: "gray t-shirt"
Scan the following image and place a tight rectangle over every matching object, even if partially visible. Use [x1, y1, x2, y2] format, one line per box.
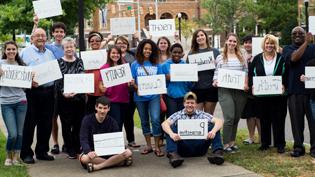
[0, 60, 27, 104]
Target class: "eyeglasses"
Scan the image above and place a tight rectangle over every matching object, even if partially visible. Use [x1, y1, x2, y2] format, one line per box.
[33, 34, 46, 38]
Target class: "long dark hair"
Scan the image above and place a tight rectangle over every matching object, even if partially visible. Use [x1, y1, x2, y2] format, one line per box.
[190, 29, 211, 54]
[135, 39, 159, 65]
[107, 46, 123, 67]
[2, 41, 26, 66]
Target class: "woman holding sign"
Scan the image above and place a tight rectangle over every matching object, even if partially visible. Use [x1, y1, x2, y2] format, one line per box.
[212, 33, 248, 153]
[131, 39, 164, 157]
[248, 34, 287, 153]
[0, 41, 27, 166]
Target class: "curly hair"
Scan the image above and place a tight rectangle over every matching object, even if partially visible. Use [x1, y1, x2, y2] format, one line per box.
[135, 39, 159, 65]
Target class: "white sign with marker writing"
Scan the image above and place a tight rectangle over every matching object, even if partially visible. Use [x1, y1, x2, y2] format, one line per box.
[137, 74, 167, 96]
[188, 51, 216, 71]
[32, 60, 62, 86]
[309, 16, 315, 34]
[217, 69, 246, 90]
[63, 74, 94, 93]
[149, 19, 175, 37]
[252, 37, 264, 57]
[0, 65, 33, 88]
[178, 119, 208, 140]
[100, 63, 133, 87]
[81, 50, 107, 70]
[94, 132, 125, 156]
[33, 0, 63, 19]
[305, 67, 315, 88]
[253, 76, 282, 95]
[170, 64, 198, 82]
[110, 17, 136, 35]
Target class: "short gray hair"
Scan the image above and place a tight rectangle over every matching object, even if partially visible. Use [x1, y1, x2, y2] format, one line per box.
[61, 37, 76, 47]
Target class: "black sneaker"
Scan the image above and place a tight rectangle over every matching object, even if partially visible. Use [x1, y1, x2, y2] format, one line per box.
[51, 144, 60, 154]
[36, 154, 54, 161]
[62, 145, 68, 153]
[208, 149, 224, 165]
[277, 147, 285, 154]
[310, 151, 315, 158]
[167, 152, 184, 168]
[290, 148, 305, 157]
[23, 156, 35, 164]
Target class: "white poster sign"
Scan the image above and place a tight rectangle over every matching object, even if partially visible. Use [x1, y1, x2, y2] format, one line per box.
[170, 64, 198, 82]
[309, 16, 315, 34]
[149, 19, 175, 37]
[63, 74, 94, 93]
[178, 119, 208, 140]
[305, 67, 315, 88]
[188, 51, 215, 71]
[94, 132, 125, 156]
[33, 0, 63, 19]
[80, 50, 107, 70]
[137, 74, 167, 96]
[252, 37, 264, 57]
[100, 63, 133, 87]
[32, 60, 62, 86]
[110, 17, 136, 35]
[0, 65, 32, 88]
[217, 69, 246, 90]
[253, 76, 282, 95]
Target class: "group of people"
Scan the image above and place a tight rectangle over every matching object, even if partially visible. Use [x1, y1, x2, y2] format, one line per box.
[0, 15, 315, 172]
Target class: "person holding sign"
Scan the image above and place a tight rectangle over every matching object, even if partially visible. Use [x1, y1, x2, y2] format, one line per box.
[248, 34, 287, 153]
[282, 26, 315, 158]
[130, 39, 164, 157]
[20, 28, 56, 164]
[86, 31, 105, 115]
[55, 37, 85, 159]
[79, 96, 133, 173]
[162, 92, 224, 168]
[212, 33, 248, 153]
[0, 41, 28, 166]
[187, 29, 220, 115]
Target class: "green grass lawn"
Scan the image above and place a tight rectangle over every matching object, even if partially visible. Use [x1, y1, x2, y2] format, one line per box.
[0, 131, 28, 177]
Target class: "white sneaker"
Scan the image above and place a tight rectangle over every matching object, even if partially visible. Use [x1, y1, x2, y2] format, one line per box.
[4, 159, 12, 166]
[243, 138, 254, 145]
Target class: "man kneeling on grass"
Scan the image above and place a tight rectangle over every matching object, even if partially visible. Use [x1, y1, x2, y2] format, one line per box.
[79, 96, 133, 173]
[162, 92, 224, 168]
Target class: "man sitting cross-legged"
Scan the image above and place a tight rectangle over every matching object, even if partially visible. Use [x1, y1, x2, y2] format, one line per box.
[79, 96, 133, 173]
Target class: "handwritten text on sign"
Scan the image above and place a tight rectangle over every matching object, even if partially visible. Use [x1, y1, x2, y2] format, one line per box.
[81, 50, 107, 70]
[110, 17, 136, 35]
[33, 0, 63, 19]
[64, 74, 94, 94]
[217, 69, 246, 90]
[149, 19, 175, 37]
[0, 65, 32, 88]
[32, 60, 62, 86]
[178, 119, 208, 140]
[170, 64, 198, 82]
[305, 67, 315, 88]
[100, 63, 133, 87]
[188, 51, 215, 71]
[94, 132, 125, 156]
[253, 76, 282, 95]
[137, 74, 167, 96]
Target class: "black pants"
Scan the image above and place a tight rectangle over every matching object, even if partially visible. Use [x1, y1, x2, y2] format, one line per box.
[86, 95, 99, 115]
[21, 86, 54, 159]
[124, 92, 136, 143]
[58, 95, 85, 154]
[288, 94, 315, 152]
[256, 96, 287, 148]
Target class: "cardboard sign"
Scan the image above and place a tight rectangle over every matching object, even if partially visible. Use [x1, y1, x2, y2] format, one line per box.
[149, 19, 175, 37]
[0, 65, 32, 88]
[188, 51, 216, 71]
[137, 74, 167, 96]
[309, 16, 315, 34]
[80, 50, 107, 70]
[253, 76, 282, 95]
[217, 69, 246, 90]
[63, 73, 94, 93]
[305, 67, 315, 88]
[93, 132, 125, 156]
[100, 63, 133, 87]
[170, 64, 198, 82]
[110, 17, 136, 35]
[178, 119, 208, 140]
[33, 0, 63, 19]
[32, 60, 62, 86]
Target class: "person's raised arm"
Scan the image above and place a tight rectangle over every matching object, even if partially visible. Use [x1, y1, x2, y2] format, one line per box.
[291, 33, 313, 62]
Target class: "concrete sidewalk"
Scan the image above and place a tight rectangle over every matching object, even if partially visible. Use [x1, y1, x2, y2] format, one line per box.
[0, 118, 261, 177]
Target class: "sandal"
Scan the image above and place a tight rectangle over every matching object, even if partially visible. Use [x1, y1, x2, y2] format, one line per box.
[87, 163, 94, 173]
[124, 156, 133, 166]
[128, 142, 141, 148]
[154, 149, 165, 157]
[141, 147, 153, 155]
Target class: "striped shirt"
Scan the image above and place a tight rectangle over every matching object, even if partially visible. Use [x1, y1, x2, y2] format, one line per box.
[168, 109, 213, 125]
[213, 55, 247, 80]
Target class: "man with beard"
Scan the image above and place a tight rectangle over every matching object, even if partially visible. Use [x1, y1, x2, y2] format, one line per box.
[282, 26, 315, 158]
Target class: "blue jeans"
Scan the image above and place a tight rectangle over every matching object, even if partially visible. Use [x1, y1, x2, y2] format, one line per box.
[166, 123, 223, 157]
[311, 99, 315, 121]
[165, 96, 184, 118]
[1, 101, 27, 151]
[135, 96, 161, 136]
